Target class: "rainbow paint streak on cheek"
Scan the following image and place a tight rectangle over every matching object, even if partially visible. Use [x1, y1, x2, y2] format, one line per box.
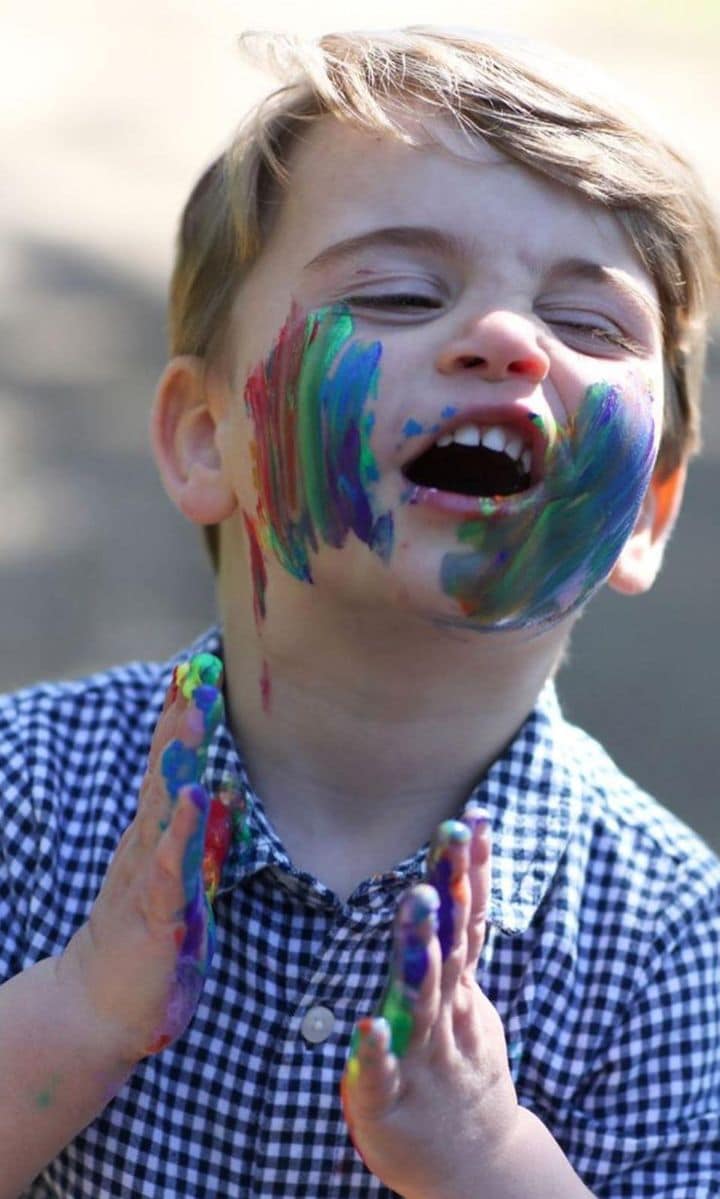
[243, 303, 394, 584]
[441, 378, 659, 630]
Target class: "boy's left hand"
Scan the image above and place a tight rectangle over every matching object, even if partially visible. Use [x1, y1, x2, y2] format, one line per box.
[341, 809, 520, 1199]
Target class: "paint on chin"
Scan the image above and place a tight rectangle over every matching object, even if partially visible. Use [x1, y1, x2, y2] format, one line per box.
[441, 378, 659, 630]
[243, 303, 394, 584]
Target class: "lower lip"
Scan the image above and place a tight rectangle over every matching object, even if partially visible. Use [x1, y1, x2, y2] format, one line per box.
[402, 481, 543, 519]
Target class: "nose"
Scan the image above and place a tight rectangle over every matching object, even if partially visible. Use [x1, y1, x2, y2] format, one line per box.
[436, 310, 550, 383]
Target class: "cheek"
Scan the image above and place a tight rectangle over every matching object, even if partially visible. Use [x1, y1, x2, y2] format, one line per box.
[437, 374, 660, 630]
[239, 302, 396, 584]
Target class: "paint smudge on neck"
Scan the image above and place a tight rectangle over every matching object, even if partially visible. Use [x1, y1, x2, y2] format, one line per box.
[440, 378, 658, 630]
[244, 303, 394, 584]
[242, 510, 272, 711]
[242, 511, 268, 626]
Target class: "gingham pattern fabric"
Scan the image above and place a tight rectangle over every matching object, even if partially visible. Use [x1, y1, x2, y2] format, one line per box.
[1, 628, 718, 1198]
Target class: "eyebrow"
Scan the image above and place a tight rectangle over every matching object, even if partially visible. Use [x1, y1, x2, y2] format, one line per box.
[302, 226, 467, 272]
[303, 227, 660, 326]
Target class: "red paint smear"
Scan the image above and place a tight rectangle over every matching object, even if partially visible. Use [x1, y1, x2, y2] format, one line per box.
[144, 1033, 172, 1056]
[242, 510, 268, 626]
[260, 660, 272, 714]
[243, 303, 308, 546]
[202, 796, 233, 901]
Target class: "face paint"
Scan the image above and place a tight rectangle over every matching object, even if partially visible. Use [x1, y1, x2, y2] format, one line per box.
[260, 660, 272, 715]
[243, 303, 394, 584]
[241, 511, 272, 711]
[438, 377, 659, 630]
[426, 820, 471, 960]
[242, 511, 268, 626]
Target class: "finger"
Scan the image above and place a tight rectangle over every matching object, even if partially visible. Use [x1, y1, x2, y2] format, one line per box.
[144, 784, 208, 931]
[137, 653, 224, 843]
[160, 677, 224, 802]
[146, 663, 195, 774]
[148, 652, 224, 775]
[341, 1017, 400, 1123]
[378, 884, 440, 1057]
[426, 820, 472, 1001]
[461, 805, 492, 972]
[141, 784, 212, 1057]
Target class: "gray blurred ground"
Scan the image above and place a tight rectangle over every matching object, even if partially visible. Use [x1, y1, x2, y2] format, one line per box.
[2, 1, 718, 849]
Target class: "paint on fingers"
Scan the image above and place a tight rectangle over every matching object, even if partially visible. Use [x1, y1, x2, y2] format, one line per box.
[344, 1016, 391, 1089]
[161, 653, 225, 800]
[144, 784, 212, 1056]
[462, 804, 492, 860]
[426, 819, 471, 960]
[377, 884, 439, 1057]
[144, 777, 253, 1057]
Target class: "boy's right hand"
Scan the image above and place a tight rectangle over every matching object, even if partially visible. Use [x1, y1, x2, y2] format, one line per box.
[55, 653, 225, 1068]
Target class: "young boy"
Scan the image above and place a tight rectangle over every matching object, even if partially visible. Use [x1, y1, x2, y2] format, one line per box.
[1, 25, 719, 1199]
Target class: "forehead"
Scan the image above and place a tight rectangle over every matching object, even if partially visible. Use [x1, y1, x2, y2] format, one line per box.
[266, 114, 652, 290]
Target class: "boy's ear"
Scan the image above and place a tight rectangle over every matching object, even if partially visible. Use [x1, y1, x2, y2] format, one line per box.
[607, 462, 687, 596]
[151, 356, 237, 525]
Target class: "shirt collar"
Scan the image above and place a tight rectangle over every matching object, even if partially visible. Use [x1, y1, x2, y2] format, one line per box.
[467, 683, 584, 934]
[174, 629, 583, 934]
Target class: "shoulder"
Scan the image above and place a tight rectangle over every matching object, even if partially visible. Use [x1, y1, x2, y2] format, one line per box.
[0, 627, 222, 776]
[0, 628, 222, 967]
[555, 710, 720, 924]
[0, 656, 167, 790]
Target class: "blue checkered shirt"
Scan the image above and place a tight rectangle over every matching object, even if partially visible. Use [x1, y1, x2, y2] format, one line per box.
[1, 628, 718, 1197]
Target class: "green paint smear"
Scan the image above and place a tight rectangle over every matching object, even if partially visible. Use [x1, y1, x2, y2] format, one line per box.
[34, 1073, 61, 1110]
[441, 379, 657, 629]
[378, 979, 414, 1057]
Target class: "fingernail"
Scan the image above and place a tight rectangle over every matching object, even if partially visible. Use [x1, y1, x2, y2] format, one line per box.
[430, 819, 471, 854]
[462, 804, 491, 833]
[357, 1016, 390, 1052]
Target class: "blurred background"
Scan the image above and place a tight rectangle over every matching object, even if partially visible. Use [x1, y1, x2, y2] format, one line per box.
[2, 0, 718, 849]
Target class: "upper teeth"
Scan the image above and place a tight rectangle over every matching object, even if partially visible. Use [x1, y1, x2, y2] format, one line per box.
[436, 423, 532, 471]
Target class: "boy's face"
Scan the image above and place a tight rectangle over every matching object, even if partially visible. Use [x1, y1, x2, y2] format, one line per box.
[199, 116, 670, 635]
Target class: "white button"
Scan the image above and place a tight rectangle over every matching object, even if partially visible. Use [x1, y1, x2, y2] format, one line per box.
[301, 1005, 335, 1044]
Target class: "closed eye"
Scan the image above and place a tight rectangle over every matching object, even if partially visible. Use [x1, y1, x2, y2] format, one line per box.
[548, 320, 645, 355]
[344, 294, 444, 310]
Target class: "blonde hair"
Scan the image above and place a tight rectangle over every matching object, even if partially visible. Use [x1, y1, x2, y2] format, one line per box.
[168, 27, 720, 568]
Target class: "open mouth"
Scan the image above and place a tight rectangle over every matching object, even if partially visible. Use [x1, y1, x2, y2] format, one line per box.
[402, 421, 535, 498]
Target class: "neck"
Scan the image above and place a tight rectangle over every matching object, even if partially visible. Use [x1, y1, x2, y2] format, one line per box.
[218, 561, 570, 898]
